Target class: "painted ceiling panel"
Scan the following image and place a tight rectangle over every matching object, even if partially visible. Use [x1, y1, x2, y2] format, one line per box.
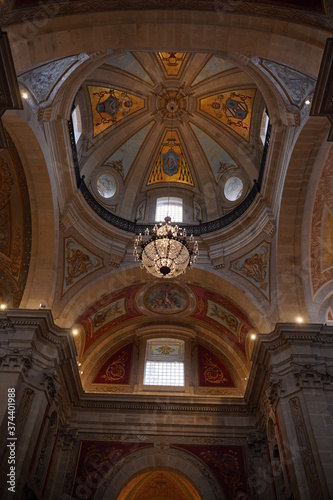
[106, 52, 154, 85]
[157, 52, 187, 76]
[261, 59, 316, 107]
[147, 130, 194, 187]
[191, 55, 235, 86]
[199, 88, 256, 141]
[88, 85, 145, 137]
[19, 55, 79, 103]
[105, 121, 154, 179]
[189, 123, 237, 182]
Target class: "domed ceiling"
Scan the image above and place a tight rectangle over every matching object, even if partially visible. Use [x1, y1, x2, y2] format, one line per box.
[75, 51, 264, 225]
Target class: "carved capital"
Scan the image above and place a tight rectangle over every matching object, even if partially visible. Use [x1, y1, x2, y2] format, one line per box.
[293, 362, 333, 388]
[0, 348, 33, 375]
[58, 425, 78, 450]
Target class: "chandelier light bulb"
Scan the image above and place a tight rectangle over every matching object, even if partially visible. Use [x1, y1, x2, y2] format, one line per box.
[134, 216, 199, 278]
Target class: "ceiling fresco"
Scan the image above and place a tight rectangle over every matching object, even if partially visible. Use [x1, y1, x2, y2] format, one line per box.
[75, 51, 263, 223]
[230, 241, 271, 301]
[199, 88, 257, 141]
[147, 130, 194, 186]
[311, 147, 333, 296]
[189, 122, 238, 183]
[87, 85, 145, 137]
[18, 55, 81, 103]
[62, 236, 104, 298]
[0, 133, 31, 308]
[106, 52, 154, 85]
[76, 282, 253, 359]
[191, 55, 236, 86]
[260, 59, 316, 108]
[157, 52, 187, 76]
[104, 121, 154, 180]
[89, 340, 236, 390]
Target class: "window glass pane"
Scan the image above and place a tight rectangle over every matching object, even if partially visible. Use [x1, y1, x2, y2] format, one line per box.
[144, 361, 184, 386]
[224, 177, 243, 201]
[72, 105, 82, 143]
[155, 197, 183, 222]
[97, 174, 117, 198]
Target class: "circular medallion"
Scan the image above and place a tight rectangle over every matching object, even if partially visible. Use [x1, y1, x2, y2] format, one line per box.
[96, 173, 117, 199]
[143, 283, 189, 314]
[156, 88, 188, 120]
[224, 176, 243, 202]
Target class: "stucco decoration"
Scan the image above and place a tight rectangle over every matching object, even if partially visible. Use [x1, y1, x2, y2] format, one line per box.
[230, 241, 271, 301]
[104, 121, 154, 179]
[88, 85, 145, 137]
[311, 147, 333, 296]
[93, 342, 133, 385]
[62, 237, 103, 297]
[106, 52, 154, 85]
[189, 122, 238, 182]
[18, 56, 79, 103]
[261, 60, 316, 107]
[192, 55, 235, 86]
[199, 89, 256, 141]
[135, 200, 146, 221]
[198, 344, 235, 388]
[0, 133, 31, 307]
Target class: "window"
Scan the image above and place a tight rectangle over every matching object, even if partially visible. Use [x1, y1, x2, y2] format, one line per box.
[143, 339, 184, 387]
[260, 108, 269, 145]
[155, 197, 183, 222]
[72, 104, 82, 143]
[96, 173, 117, 199]
[224, 176, 243, 201]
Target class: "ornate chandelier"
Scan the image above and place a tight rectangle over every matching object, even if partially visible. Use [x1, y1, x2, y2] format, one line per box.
[133, 216, 199, 279]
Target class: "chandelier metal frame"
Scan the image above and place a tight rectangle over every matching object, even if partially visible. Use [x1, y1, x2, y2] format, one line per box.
[134, 216, 198, 278]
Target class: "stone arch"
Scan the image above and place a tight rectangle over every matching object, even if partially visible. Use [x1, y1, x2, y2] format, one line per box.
[7, 12, 325, 76]
[117, 468, 201, 499]
[277, 116, 330, 322]
[94, 446, 224, 500]
[79, 322, 249, 395]
[3, 110, 58, 309]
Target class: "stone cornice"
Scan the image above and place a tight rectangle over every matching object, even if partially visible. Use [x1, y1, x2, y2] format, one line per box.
[1, 1, 332, 31]
[245, 323, 333, 409]
[72, 399, 250, 414]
